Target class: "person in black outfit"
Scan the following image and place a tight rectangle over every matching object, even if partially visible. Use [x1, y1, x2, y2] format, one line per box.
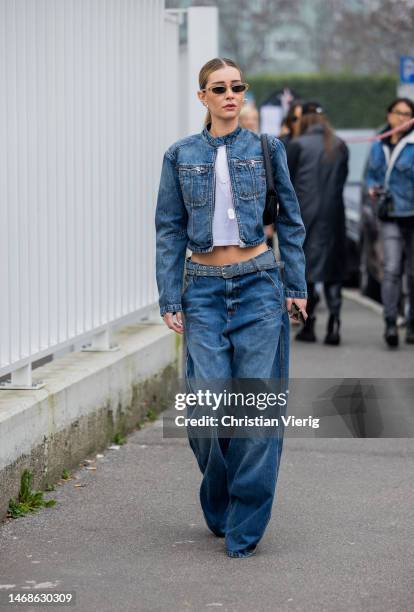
[286, 102, 349, 345]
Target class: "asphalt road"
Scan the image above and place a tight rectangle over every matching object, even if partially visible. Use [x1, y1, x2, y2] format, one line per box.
[0, 293, 413, 612]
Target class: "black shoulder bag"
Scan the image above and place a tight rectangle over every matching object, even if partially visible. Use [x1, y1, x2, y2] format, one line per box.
[376, 157, 395, 220]
[261, 134, 279, 226]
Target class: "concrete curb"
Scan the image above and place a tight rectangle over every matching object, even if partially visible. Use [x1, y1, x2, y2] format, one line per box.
[0, 322, 182, 521]
[342, 289, 383, 316]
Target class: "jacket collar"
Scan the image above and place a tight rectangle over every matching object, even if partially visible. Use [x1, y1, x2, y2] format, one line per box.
[201, 123, 242, 147]
[403, 129, 414, 144]
[381, 123, 414, 144]
[382, 128, 414, 184]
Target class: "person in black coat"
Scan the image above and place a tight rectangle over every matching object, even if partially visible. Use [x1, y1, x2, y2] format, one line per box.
[286, 102, 349, 345]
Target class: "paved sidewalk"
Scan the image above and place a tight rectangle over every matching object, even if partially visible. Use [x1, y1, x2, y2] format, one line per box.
[290, 288, 414, 378]
[0, 294, 413, 612]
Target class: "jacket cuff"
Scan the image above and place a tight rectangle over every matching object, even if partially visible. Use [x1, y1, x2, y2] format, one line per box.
[160, 302, 183, 317]
[285, 289, 308, 299]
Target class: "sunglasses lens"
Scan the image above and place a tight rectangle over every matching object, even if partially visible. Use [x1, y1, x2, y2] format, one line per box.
[211, 86, 226, 94]
[209, 84, 247, 94]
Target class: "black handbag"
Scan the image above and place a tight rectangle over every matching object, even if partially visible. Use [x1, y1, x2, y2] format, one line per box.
[375, 153, 395, 221]
[261, 134, 279, 225]
[376, 187, 395, 221]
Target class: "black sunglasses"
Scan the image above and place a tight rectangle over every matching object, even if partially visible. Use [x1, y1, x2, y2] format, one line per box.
[202, 83, 249, 95]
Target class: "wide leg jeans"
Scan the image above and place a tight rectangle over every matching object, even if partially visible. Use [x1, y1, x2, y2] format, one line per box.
[181, 248, 290, 558]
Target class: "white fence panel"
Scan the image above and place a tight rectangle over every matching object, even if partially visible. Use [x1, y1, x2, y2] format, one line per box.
[0, 0, 178, 380]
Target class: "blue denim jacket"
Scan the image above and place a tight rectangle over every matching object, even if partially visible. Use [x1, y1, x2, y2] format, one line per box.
[155, 125, 307, 316]
[365, 128, 414, 217]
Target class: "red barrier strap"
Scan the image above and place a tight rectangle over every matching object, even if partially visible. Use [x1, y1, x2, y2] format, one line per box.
[343, 118, 414, 143]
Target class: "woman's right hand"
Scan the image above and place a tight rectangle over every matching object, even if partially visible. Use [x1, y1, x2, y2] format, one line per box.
[162, 311, 184, 334]
[368, 185, 379, 200]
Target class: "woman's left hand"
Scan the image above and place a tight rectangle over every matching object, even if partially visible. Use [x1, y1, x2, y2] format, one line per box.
[286, 297, 308, 323]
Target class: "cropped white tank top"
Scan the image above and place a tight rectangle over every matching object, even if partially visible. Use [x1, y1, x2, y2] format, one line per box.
[212, 145, 241, 246]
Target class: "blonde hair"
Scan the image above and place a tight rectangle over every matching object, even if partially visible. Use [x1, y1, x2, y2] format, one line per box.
[199, 57, 243, 128]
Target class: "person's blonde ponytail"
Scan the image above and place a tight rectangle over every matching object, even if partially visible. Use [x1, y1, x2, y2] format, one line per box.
[204, 108, 212, 128]
[199, 57, 243, 129]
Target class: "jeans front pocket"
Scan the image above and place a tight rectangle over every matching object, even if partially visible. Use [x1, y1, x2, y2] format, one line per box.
[182, 273, 197, 300]
[260, 268, 286, 314]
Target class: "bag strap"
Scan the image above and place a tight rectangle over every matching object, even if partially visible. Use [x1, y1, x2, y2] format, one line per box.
[260, 134, 277, 198]
[261, 134, 279, 222]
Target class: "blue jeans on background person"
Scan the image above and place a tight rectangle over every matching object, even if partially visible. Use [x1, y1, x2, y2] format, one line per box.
[181, 247, 290, 558]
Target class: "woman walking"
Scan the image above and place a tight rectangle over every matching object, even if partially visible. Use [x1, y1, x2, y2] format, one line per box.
[287, 102, 349, 345]
[155, 58, 307, 558]
[365, 97, 414, 347]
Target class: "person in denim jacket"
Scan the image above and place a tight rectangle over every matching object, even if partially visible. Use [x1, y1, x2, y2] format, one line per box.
[365, 97, 414, 347]
[155, 57, 307, 558]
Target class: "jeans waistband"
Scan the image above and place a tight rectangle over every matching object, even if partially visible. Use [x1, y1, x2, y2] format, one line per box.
[184, 247, 284, 279]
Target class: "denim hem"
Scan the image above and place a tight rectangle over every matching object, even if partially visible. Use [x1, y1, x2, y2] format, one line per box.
[226, 547, 257, 558]
[188, 238, 266, 253]
[285, 290, 308, 299]
[160, 303, 182, 316]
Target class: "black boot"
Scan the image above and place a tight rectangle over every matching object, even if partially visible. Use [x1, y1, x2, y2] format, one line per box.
[384, 317, 399, 348]
[406, 320, 414, 344]
[296, 315, 316, 342]
[324, 314, 341, 346]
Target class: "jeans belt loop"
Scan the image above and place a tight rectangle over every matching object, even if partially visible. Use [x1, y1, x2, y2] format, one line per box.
[251, 257, 259, 272]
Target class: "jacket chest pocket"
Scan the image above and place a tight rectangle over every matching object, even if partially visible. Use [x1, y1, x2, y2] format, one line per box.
[394, 158, 413, 177]
[233, 159, 266, 200]
[178, 164, 210, 207]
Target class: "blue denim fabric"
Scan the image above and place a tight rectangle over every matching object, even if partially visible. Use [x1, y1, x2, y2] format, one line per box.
[155, 125, 307, 316]
[365, 131, 414, 217]
[182, 248, 290, 558]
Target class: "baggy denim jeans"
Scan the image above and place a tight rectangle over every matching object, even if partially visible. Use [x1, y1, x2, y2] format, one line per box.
[181, 247, 290, 558]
